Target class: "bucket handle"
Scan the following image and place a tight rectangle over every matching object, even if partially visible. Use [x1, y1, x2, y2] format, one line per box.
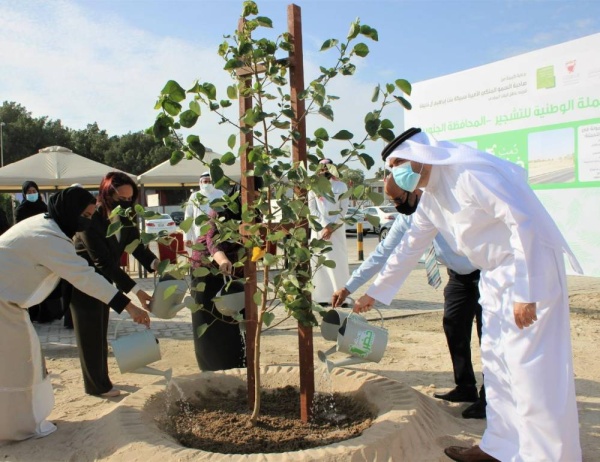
[348, 307, 385, 328]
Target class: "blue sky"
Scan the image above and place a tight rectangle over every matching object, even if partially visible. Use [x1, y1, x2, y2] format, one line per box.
[1, 0, 599, 157]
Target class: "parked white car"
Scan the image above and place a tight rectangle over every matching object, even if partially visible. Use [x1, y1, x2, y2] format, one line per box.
[362, 206, 399, 234]
[344, 207, 374, 235]
[144, 213, 177, 234]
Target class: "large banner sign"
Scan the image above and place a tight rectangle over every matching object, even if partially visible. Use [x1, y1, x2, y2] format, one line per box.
[405, 33, 600, 276]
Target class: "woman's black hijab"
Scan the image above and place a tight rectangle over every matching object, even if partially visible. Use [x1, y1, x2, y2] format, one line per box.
[16, 180, 47, 222]
[46, 187, 96, 238]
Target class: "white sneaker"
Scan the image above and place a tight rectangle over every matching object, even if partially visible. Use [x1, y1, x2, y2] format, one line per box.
[99, 387, 121, 398]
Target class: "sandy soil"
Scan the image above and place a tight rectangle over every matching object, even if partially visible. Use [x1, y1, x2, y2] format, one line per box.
[1, 287, 599, 461]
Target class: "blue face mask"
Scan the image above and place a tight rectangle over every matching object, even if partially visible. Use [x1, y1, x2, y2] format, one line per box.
[26, 192, 39, 202]
[392, 162, 423, 193]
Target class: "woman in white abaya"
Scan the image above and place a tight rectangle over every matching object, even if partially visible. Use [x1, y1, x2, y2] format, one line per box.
[308, 159, 350, 304]
[0, 187, 150, 443]
[355, 131, 582, 462]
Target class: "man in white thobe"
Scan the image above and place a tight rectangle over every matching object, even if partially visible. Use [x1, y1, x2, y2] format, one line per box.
[354, 129, 582, 462]
[184, 172, 225, 248]
[308, 159, 350, 305]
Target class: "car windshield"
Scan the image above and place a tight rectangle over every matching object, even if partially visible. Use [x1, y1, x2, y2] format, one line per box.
[380, 207, 397, 213]
[159, 214, 171, 219]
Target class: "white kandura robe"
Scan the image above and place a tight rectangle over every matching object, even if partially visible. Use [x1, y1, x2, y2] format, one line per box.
[368, 133, 582, 462]
[308, 179, 350, 304]
[183, 188, 225, 244]
[0, 215, 123, 443]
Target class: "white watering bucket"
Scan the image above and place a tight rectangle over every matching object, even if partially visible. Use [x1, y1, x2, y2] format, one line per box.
[318, 308, 388, 372]
[111, 323, 161, 374]
[150, 278, 193, 319]
[213, 276, 245, 317]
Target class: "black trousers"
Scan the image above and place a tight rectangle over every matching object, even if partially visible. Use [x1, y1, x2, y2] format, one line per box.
[191, 272, 245, 371]
[443, 268, 482, 389]
[70, 287, 113, 395]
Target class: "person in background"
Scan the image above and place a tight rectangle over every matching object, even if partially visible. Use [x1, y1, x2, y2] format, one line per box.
[0, 187, 149, 443]
[15, 180, 63, 323]
[71, 172, 159, 398]
[184, 172, 225, 249]
[354, 128, 581, 462]
[308, 158, 350, 306]
[15, 180, 47, 223]
[332, 177, 485, 419]
[190, 178, 263, 371]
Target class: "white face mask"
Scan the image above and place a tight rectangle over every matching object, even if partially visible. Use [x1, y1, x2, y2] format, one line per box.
[200, 183, 215, 195]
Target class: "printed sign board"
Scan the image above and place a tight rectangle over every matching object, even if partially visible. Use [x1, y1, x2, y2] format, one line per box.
[405, 33, 600, 276]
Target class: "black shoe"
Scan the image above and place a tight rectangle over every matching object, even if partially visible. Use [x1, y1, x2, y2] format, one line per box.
[462, 397, 487, 419]
[433, 386, 478, 403]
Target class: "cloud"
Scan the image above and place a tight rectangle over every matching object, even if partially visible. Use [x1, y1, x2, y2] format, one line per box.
[0, 0, 402, 175]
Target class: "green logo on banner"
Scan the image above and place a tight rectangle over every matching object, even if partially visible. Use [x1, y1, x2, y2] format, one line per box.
[537, 66, 556, 89]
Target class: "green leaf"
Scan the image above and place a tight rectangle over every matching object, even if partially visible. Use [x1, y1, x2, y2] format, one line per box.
[386, 83, 395, 94]
[253, 290, 262, 307]
[189, 100, 201, 116]
[332, 130, 353, 140]
[188, 137, 206, 158]
[367, 190, 385, 206]
[124, 239, 140, 254]
[262, 312, 275, 327]
[360, 24, 379, 41]
[202, 83, 217, 100]
[224, 59, 245, 71]
[395, 79, 412, 95]
[352, 43, 369, 57]
[163, 283, 178, 300]
[227, 134, 236, 149]
[378, 128, 396, 141]
[371, 84, 380, 103]
[256, 16, 273, 28]
[226, 85, 238, 99]
[322, 259, 337, 269]
[106, 221, 122, 238]
[179, 216, 194, 233]
[221, 151, 236, 165]
[381, 119, 395, 129]
[318, 106, 334, 121]
[320, 38, 339, 51]
[271, 120, 290, 129]
[365, 118, 380, 137]
[314, 127, 329, 141]
[196, 323, 209, 339]
[157, 258, 170, 275]
[162, 100, 182, 116]
[220, 100, 232, 108]
[161, 80, 186, 102]
[365, 212, 380, 227]
[179, 110, 199, 128]
[394, 95, 412, 110]
[347, 21, 360, 40]
[353, 185, 365, 198]
[192, 266, 210, 277]
[358, 153, 375, 170]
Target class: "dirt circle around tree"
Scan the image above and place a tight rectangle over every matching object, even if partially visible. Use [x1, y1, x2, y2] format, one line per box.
[106, 365, 476, 461]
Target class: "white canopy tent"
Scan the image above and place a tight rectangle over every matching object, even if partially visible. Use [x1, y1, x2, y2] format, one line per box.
[0, 146, 136, 191]
[137, 150, 240, 188]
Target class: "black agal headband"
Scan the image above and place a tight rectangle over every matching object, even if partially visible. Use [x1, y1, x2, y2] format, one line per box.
[381, 127, 422, 161]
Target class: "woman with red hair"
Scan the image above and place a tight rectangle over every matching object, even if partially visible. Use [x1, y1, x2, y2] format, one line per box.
[70, 172, 159, 397]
